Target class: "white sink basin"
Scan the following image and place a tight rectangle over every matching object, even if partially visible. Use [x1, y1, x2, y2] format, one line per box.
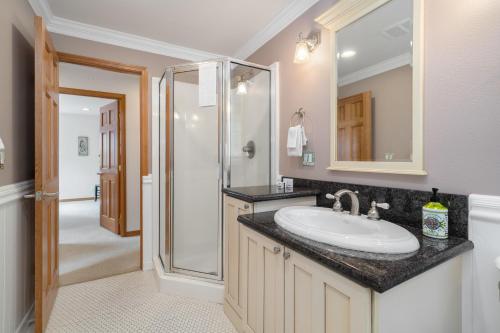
[274, 206, 420, 254]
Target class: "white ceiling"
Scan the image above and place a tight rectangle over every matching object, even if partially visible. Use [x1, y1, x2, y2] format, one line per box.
[59, 94, 115, 116]
[337, 0, 412, 77]
[45, 0, 297, 56]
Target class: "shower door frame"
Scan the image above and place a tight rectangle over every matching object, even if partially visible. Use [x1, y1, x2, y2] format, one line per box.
[159, 58, 273, 282]
[162, 61, 225, 281]
[223, 59, 273, 189]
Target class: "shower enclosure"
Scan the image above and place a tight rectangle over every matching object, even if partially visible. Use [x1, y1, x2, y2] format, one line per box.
[158, 59, 272, 281]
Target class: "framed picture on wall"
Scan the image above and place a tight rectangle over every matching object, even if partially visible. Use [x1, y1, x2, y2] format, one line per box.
[78, 136, 89, 156]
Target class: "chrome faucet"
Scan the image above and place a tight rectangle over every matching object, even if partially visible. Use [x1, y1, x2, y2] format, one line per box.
[326, 189, 360, 216]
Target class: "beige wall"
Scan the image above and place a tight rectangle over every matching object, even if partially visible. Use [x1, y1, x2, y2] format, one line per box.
[248, 0, 500, 196]
[51, 33, 187, 172]
[338, 65, 412, 161]
[0, 0, 35, 186]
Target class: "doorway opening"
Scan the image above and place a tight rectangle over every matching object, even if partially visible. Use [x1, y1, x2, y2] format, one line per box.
[58, 88, 139, 285]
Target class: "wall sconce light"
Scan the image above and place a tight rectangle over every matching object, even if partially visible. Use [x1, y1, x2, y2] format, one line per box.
[236, 76, 248, 95]
[294, 32, 321, 64]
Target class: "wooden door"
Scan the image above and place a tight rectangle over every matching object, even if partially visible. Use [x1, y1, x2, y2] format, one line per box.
[240, 225, 285, 333]
[34, 16, 59, 333]
[99, 101, 120, 234]
[337, 92, 372, 161]
[284, 249, 371, 333]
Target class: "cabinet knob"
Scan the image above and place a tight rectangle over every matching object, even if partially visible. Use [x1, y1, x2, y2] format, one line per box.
[273, 247, 281, 254]
[244, 203, 250, 209]
[283, 251, 290, 260]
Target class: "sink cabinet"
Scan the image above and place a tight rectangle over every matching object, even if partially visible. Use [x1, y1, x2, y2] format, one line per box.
[224, 195, 370, 333]
[224, 196, 464, 333]
[240, 224, 371, 333]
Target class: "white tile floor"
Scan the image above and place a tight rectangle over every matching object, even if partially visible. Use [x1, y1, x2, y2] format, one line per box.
[59, 200, 140, 285]
[46, 270, 236, 333]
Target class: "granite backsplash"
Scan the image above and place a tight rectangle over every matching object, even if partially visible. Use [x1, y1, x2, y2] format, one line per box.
[286, 177, 469, 239]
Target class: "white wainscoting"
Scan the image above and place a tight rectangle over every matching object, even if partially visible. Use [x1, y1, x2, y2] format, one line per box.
[142, 174, 153, 271]
[463, 194, 500, 333]
[0, 180, 35, 333]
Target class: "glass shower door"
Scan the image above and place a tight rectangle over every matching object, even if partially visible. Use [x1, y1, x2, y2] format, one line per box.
[228, 62, 271, 187]
[170, 64, 222, 279]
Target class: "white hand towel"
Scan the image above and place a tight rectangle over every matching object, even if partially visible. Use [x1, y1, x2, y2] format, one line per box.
[301, 126, 308, 146]
[287, 125, 305, 156]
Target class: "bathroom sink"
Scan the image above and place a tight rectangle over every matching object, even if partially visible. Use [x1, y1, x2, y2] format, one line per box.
[274, 206, 420, 254]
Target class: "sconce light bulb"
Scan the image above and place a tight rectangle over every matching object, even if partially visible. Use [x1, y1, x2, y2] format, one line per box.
[236, 81, 247, 95]
[294, 41, 310, 64]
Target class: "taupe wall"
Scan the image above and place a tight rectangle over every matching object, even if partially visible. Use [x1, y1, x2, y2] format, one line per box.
[51, 33, 186, 172]
[0, 0, 35, 186]
[248, 0, 500, 196]
[338, 65, 412, 161]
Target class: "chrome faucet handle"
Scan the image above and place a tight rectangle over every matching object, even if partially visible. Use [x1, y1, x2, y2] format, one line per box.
[367, 201, 390, 220]
[326, 193, 343, 212]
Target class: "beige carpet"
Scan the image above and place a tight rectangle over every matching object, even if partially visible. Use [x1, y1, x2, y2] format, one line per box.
[59, 200, 140, 286]
[46, 271, 236, 333]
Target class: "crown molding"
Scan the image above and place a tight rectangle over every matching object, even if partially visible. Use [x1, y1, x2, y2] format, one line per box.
[339, 52, 411, 86]
[27, 0, 53, 21]
[233, 0, 320, 60]
[28, 0, 221, 62]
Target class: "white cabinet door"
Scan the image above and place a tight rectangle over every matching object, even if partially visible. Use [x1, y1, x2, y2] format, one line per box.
[224, 195, 252, 319]
[240, 225, 285, 333]
[284, 249, 371, 333]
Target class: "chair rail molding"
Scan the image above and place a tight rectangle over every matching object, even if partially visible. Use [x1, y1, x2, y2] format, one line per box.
[0, 180, 34, 205]
[27, 0, 221, 62]
[0, 180, 35, 333]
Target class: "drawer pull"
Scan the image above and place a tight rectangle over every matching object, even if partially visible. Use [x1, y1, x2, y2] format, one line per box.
[244, 204, 250, 209]
[273, 247, 281, 254]
[283, 252, 291, 260]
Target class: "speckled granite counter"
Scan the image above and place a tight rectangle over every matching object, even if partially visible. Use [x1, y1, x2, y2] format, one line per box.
[222, 186, 320, 203]
[238, 211, 474, 293]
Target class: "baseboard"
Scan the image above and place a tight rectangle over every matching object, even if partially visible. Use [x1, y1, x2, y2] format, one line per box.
[60, 197, 95, 202]
[125, 230, 140, 237]
[15, 303, 34, 333]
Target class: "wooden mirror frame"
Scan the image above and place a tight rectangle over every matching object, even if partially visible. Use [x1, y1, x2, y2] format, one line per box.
[316, 0, 426, 175]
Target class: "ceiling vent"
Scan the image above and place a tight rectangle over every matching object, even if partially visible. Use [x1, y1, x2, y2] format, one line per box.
[382, 18, 412, 39]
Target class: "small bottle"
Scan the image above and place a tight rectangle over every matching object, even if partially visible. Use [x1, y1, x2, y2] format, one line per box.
[422, 188, 448, 239]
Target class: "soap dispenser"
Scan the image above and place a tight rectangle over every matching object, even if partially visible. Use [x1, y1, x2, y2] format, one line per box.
[422, 188, 448, 239]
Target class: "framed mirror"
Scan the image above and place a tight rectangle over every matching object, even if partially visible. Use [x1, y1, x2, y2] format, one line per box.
[316, 0, 426, 175]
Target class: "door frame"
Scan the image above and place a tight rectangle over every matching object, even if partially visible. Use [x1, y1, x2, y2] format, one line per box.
[59, 87, 129, 236]
[57, 53, 148, 269]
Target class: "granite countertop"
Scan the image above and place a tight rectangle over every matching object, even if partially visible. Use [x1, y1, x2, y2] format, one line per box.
[238, 211, 474, 293]
[222, 186, 321, 203]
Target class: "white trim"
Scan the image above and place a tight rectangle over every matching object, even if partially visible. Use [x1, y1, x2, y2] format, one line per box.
[270, 62, 280, 183]
[142, 174, 153, 271]
[469, 194, 500, 210]
[15, 304, 34, 333]
[28, 0, 221, 62]
[233, 0, 320, 59]
[338, 53, 411, 86]
[27, 0, 53, 21]
[0, 180, 34, 206]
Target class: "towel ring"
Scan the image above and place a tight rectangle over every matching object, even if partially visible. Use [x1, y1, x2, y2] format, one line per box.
[289, 107, 306, 127]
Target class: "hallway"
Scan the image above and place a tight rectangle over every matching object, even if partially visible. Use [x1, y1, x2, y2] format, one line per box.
[59, 200, 140, 286]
